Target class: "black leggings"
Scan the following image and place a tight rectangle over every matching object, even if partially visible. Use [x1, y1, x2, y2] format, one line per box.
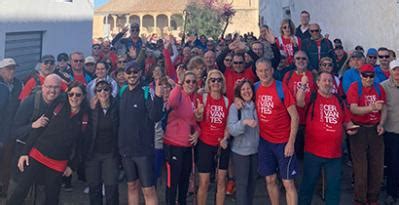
[164, 144, 192, 205]
[7, 158, 63, 205]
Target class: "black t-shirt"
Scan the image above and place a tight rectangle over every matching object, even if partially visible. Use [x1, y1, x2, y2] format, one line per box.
[94, 109, 114, 154]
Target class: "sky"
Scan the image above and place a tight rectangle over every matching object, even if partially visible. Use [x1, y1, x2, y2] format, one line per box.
[94, 0, 109, 8]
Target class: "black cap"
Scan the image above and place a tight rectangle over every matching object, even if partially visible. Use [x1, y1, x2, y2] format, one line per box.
[351, 51, 365, 59]
[41, 55, 55, 62]
[57, 53, 69, 61]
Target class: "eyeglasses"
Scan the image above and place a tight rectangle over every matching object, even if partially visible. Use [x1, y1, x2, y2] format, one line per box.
[118, 60, 127, 64]
[321, 63, 333, 67]
[44, 85, 60, 90]
[367, 56, 377, 59]
[73, 59, 84, 63]
[95, 87, 111, 93]
[361, 73, 375, 79]
[184, 79, 197, 84]
[68, 92, 83, 98]
[310, 29, 320, 33]
[378, 55, 390, 59]
[92, 47, 101, 50]
[125, 69, 140, 75]
[295, 57, 307, 61]
[44, 60, 55, 65]
[233, 61, 244, 65]
[224, 58, 232, 62]
[209, 77, 223, 83]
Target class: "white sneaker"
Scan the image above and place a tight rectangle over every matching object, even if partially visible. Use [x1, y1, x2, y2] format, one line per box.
[83, 186, 89, 194]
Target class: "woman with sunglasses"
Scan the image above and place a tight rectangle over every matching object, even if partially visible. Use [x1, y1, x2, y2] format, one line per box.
[196, 69, 230, 205]
[227, 79, 259, 205]
[83, 80, 119, 205]
[8, 81, 89, 205]
[163, 69, 200, 205]
[276, 19, 301, 66]
[87, 61, 118, 102]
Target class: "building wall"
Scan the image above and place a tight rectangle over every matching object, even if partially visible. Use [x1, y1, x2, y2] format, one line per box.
[0, 0, 93, 58]
[260, 0, 399, 53]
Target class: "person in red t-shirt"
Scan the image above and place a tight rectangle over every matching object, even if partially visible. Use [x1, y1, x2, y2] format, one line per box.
[255, 58, 299, 205]
[276, 19, 301, 66]
[346, 64, 386, 205]
[196, 70, 230, 205]
[299, 71, 357, 205]
[283, 50, 316, 160]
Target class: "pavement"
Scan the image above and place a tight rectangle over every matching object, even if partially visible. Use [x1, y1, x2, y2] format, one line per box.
[0, 156, 391, 204]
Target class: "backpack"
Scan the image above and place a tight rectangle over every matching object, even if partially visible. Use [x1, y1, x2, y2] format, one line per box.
[118, 84, 152, 100]
[308, 91, 345, 120]
[254, 80, 285, 103]
[29, 73, 42, 97]
[356, 81, 381, 98]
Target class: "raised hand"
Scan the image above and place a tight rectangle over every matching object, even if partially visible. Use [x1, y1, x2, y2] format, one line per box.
[155, 79, 164, 97]
[264, 28, 276, 44]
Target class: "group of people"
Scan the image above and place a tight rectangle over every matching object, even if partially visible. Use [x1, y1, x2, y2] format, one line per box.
[0, 10, 399, 205]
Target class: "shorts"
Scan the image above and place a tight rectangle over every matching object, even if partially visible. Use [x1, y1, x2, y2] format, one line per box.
[258, 138, 297, 180]
[121, 155, 155, 187]
[196, 140, 230, 173]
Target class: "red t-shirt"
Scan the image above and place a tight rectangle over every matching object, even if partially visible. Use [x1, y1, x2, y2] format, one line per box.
[255, 81, 296, 143]
[224, 67, 256, 102]
[305, 93, 350, 158]
[199, 94, 229, 146]
[283, 70, 316, 125]
[276, 36, 302, 66]
[346, 82, 386, 125]
[73, 73, 87, 86]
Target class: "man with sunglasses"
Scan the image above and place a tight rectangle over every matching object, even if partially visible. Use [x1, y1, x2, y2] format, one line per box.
[366, 48, 378, 67]
[302, 23, 334, 72]
[19, 55, 67, 101]
[68, 52, 93, 86]
[0, 58, 23, 197]
[119, 62, 163, 205]
[112, 23, 143, 56]
[346, 64, 386, 205]
[375, 47, 392, 82]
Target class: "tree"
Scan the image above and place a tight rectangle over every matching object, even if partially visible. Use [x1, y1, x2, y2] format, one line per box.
[185, 0, 235, 39]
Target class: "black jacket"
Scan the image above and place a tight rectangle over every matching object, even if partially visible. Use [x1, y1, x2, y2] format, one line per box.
[0, 77, 22, 143]
[83, 97, 119, 160]
[118, 84, 163, 157]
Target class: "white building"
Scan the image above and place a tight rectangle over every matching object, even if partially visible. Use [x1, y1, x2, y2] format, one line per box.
[260, 0, 399, 54]
[0, 0, 93, 77]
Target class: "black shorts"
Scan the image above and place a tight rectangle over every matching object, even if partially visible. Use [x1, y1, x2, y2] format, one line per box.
[196, 140, 230, 173]
[121, 155, 155, 187]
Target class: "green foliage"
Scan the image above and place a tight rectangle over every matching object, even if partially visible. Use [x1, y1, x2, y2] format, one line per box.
[185, 3, 225, 39]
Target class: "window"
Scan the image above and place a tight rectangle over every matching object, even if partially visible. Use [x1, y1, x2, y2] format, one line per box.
[5, 31, 43, 78]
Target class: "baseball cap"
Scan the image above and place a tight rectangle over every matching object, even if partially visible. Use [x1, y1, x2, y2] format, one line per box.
[0, 58, 17, 68]
[333, 39, 343, 49]
[124, 61, 141, 72]
[41, 55, 55, 62]
[351, 51, 365, 59]
[359, 64, 375, 73]
[389, 59, 399, 70]
[367, 48, 377, 56]
[57, 53, 69, 61]
[85, 56, 96, 64]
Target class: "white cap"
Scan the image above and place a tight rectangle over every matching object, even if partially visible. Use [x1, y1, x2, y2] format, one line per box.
[0, 58, 17, 68]
[389, 59, 399, 70]
[85, 56, 96, 64]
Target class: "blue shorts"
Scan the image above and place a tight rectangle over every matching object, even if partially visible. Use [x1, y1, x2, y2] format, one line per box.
[258, 138, 297, 180]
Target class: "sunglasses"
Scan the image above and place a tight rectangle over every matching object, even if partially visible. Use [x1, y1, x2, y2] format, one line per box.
[73, 59, 84, 63]
[44, 60, 55, 65]
[367, 56, 377, 59]
[295, 57, 307, 61]
[378, 55, 390, 59]
[125, 69, 140, 75]
[184, 79, 197, 84]
[95, 87, 111, 93]
[321, 63, 333, 67]
[335, 46, 343, 50]
[210, 77, 223, 83]
[118, 60, 127, 63]
[68, 92, 83, 98]
[310, 29, 320, 33]
[361, 73, 375, 78]
[224, 58, 232, 62]
[233, 61, 244, 65]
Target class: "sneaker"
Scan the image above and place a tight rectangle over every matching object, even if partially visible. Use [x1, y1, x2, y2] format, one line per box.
[83, 186, 89, 194]
[225, 180, 235, 195]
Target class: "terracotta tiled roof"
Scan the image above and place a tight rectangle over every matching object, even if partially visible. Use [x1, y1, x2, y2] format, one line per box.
[95, 0, 194, 14]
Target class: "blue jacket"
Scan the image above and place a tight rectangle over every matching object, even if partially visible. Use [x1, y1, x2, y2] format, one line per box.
[375, 66, 388, 82]
[342, 68, 383, 94]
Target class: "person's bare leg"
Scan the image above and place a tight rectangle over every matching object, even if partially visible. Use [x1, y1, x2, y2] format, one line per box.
[282, 179, 297, 205]
[265, 174, 280, 205]
[197, 173, 210, 205]
[127, 180, 140, 205]
[216, 170, 227, 205]
[142, 186, 158, 205]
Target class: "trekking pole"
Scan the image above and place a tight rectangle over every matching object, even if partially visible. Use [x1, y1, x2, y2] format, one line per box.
[191, 146, 197, 205]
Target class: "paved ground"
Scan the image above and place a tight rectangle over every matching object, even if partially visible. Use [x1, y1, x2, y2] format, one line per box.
[0, 156, 391, 205]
